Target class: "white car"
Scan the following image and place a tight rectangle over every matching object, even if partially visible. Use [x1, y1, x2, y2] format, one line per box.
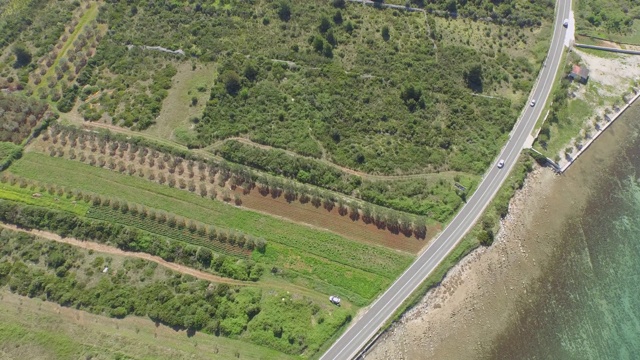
[497, 159, 505, 169]
[530, 99, 536, 107]
[329, 295, 341, 306]
[563, 19, 569, 27]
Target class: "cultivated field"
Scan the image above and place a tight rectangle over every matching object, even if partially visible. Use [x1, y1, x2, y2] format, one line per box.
[30, 125, 434, 248]
[6, 151, 412, 304]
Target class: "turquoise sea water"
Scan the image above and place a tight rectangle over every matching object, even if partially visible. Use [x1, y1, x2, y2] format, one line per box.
[487, 107, 640, 358]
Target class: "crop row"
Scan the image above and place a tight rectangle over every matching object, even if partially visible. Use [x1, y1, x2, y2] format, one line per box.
[86, 205, 252, 257]
[41, 124, 431, 239]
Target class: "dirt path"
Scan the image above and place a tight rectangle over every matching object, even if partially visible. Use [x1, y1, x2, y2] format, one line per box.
[213, 136, 468, 181]
[308, 127, 329, 161]
[68, 120, 467, 182]
[0, 223, 344, 301]
[0, 223, 246, 286]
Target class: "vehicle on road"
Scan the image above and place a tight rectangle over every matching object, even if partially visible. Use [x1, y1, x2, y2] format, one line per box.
[320, 1, 570, 358]
[563, 18, 569, 27]
[530, 99, 537, 107]
[497, 159, 505, 168]
[329, 295, 341, 306]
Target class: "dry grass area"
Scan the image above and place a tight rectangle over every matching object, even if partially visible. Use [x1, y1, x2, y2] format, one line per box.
[144, 62, 216, 144]
[550, 49, 640, 166]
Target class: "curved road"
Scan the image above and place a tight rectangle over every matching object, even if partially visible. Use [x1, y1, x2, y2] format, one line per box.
[321, 1, 571, 359]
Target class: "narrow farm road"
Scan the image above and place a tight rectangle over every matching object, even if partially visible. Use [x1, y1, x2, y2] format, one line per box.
[69, 120, 468, 182]
[320, 0, 571, 358]
[212, 136, 469, 181]
[0, 223, 246, 286]
[0, 223, 348, 300]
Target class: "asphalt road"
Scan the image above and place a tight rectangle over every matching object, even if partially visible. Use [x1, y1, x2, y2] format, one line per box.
[320, 1, 571, 359]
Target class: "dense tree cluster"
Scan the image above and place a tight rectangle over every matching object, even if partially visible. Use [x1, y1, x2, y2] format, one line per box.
[0, 93, 50, 144]
[11, 44, 32, 68]
[218, 140, 359, 194]
[576, 0, 637, 34]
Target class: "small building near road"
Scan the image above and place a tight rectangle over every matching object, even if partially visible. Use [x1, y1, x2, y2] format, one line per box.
[569, 64, 590, 84]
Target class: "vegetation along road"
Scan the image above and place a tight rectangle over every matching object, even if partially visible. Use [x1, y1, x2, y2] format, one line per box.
[321, 0, 571, 359]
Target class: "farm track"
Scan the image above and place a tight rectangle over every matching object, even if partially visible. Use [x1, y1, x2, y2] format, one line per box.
[0, 222, 336, 299]
[213, 137, 469, 181]
[0, 223, 246, 286]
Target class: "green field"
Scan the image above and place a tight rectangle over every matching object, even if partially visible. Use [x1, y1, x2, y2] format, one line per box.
[8, 152, 412, 305]
[0, 142, 21, 166]
[0, 180, 90, 215]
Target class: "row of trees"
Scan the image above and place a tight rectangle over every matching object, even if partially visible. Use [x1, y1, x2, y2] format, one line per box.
[92, 197, 266, 252]
[0, 173, 266, 253]
[536, 76, 571, 150]
[42, 125, 429, 239]
[0, 192, 264, 281]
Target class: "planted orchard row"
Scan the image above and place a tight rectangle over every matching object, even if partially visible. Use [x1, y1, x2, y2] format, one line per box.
[0, 173, 264, 257]
[86, 204, 259, 257]
[41, 124, 430, 240]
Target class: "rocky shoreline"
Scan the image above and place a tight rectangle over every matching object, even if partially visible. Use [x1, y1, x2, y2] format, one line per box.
[366, 166, 560, 359]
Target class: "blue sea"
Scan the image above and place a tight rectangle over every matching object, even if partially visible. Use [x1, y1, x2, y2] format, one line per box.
[486, 104, 640, 359]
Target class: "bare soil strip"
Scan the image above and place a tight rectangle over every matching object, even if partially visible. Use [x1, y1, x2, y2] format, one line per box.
[231, 186, 427, 253]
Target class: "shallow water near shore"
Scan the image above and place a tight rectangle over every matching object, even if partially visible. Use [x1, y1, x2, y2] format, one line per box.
[485, 104, 640, 358]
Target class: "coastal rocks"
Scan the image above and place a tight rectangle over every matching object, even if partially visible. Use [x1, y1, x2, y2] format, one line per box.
[366, 167, 556, 359]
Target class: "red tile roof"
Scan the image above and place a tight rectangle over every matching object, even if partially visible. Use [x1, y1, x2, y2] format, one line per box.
[572, 64, 581, 74]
